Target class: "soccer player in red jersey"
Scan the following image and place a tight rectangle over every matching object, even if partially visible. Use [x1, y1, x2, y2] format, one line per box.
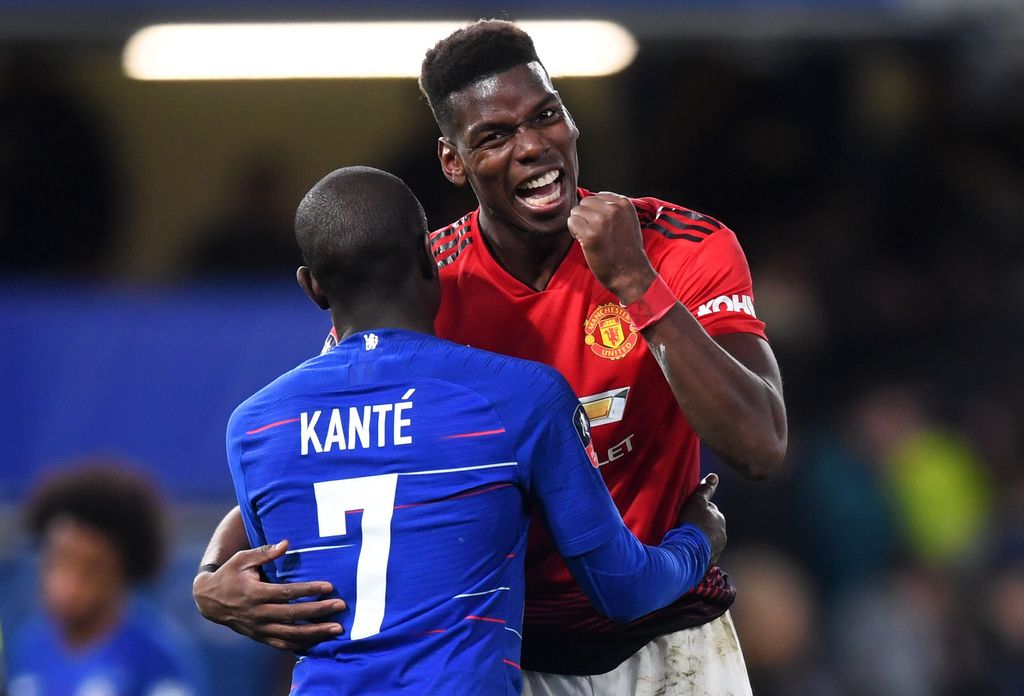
[193, 20, 787, 695]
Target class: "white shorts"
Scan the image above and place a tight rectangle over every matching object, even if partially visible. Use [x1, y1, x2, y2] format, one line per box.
[521, 612, 752, 696]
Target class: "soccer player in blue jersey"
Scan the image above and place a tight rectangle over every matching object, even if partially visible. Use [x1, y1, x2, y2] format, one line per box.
[222, 166, 726, 694]
[6, 465, 208, 696]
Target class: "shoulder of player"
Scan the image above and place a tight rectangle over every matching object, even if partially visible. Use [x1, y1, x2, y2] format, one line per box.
[632, 197, 745, 266]
[227, 356, 322, 435]
[430, 211, 476, 270]
[436, 340, 570, 408]
[632, 196, 730, 245]
[442, 338, 564, 385]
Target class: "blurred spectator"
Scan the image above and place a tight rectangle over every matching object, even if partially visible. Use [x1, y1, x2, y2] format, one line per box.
[971, 478, 1024, 695]
[788, 380, 1001, 695]
[0, 48, 117, 275]
[832, 566, 953, 696]
[189, 154, 299, 276]
[4, 463, 208, 696]
[984, 543, 1024, 694]
[795, 426, 899, 603]
[853, 383, 992, 569]
[728, 545, 840, 696]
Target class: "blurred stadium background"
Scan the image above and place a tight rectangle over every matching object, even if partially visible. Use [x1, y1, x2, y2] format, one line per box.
[2, 1, 1023, 694]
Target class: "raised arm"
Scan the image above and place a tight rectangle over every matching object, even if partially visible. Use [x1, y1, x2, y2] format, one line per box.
[567, 193, 787, 479]
[192, 506, 345, 651]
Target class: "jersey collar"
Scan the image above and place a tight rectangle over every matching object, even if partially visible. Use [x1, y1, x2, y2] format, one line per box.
[470, 188, 594, 297]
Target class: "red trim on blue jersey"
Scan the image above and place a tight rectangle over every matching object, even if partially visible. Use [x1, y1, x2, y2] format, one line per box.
[466, 615, 507, 624]
[442, 428, 507, 439]
[245, 417, 300, 435]
[392, 483, 515, 511]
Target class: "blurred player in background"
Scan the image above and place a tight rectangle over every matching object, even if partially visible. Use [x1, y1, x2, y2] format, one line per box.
[6, 464, 208, 696]
[222, 165, 727, 694]
[195, 20, 787, 696]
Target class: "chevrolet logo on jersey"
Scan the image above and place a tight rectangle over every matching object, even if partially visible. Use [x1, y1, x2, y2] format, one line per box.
[579, 387, 630, 427]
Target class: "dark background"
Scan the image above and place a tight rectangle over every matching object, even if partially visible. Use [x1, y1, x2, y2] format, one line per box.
[1, 2, 1022, 694]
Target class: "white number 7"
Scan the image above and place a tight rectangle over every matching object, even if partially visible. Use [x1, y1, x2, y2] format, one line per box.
[313, 473, 399, 640]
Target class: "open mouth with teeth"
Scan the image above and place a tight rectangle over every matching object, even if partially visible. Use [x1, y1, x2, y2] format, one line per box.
[515, 169, 563, 209]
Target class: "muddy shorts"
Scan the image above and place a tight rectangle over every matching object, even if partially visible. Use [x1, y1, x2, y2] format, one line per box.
[522, 612, 752, 696]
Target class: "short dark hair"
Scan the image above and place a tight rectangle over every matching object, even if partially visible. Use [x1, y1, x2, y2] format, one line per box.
[294, 166, 428, 300]
[419, 20, 541, 137]
[26, 463, 166, 583]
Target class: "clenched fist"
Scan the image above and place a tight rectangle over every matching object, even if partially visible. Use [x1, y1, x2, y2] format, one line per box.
[567, 192, 656, 303]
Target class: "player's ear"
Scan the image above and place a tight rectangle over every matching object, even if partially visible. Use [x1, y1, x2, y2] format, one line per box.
[438, 137, 467, 188]
[296, 266, 330, 310]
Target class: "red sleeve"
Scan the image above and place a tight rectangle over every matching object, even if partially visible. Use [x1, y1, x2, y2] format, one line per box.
[654, 225, 767, 340]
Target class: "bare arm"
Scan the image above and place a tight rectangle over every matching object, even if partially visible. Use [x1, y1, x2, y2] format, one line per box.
[568, 193, 788, 480]
[198, 505, 252, 568]
[192, 506, 346, 651]
[641, 314, 787, 479]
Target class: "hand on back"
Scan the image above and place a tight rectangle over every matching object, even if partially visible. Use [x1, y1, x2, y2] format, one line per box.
[192, 540, 346, 651]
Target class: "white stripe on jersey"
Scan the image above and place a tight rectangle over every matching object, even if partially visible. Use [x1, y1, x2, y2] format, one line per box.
[285, 543, 356, 554]
[401, 462, 517, 477]
[453, 587, 511, 598]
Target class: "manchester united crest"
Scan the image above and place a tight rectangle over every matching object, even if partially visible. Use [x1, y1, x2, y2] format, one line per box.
[583, 303, 639, 360]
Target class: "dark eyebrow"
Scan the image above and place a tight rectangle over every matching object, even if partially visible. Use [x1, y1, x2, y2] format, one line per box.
[466, 118, 514, 140]
[465, 93, 562, 141]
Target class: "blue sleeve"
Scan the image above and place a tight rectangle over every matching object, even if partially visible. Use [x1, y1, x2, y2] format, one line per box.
[518, 371, 712, 622]
[563, 524, 711, 623]
[516, 375, 623, 557]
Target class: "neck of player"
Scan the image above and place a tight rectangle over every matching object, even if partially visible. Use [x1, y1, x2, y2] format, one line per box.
[330, 292, 437, 342]
[478, 215, 575, 291]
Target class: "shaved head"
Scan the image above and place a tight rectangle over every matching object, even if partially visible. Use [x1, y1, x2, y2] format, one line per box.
[295, 166, 430, 301]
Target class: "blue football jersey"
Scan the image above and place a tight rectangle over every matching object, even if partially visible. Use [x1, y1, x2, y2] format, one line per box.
[6, 598, 207, 696]
[227, 330, 623, 695]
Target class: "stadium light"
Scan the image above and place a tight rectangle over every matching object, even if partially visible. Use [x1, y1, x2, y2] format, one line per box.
[122, 21, 638, 80]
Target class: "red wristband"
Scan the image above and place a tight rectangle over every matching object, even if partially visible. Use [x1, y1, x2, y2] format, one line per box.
[623, 274, 676, 331]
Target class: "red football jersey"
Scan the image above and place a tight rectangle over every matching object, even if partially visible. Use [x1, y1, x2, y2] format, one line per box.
[430, 190, 766, 651]
[327, 189, 768, 672]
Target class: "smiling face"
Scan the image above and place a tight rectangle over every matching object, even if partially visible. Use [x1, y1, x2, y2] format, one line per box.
[439, 62, 580, 238]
